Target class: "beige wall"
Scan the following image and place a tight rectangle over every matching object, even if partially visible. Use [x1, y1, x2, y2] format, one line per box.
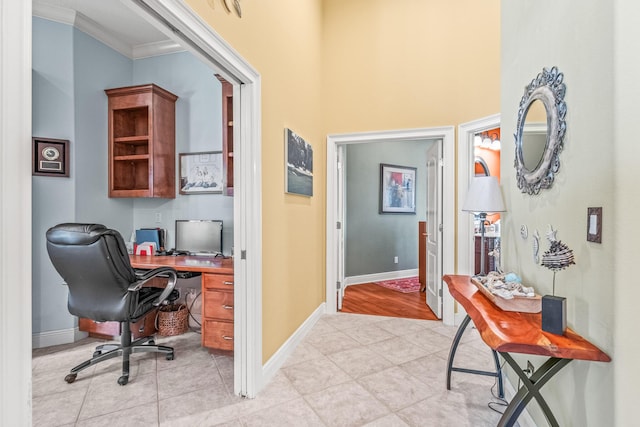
[502, 1, 615, 424]
[186, 0, 501, 362]
[322, 0, 501, 132]
[186, 0, 326, 362]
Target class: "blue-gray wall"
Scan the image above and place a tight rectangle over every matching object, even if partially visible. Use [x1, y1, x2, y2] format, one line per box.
[345, 140, 433, 277]
[131, 53, 234, 250]
[32, 17, 230, 335]
[32, 18, 78, 334]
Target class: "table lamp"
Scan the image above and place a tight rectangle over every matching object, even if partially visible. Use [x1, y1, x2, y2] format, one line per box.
[462, 176, 506, 276]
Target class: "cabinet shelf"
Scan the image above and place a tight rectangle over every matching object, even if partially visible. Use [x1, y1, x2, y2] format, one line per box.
[113, 136, 149, 144]
[113, 154, 150, 161]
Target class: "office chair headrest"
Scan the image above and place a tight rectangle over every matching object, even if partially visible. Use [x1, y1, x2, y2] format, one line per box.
[46, 223, 111, 246]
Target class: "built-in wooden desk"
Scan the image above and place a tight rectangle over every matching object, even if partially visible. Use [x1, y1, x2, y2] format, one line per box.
[443, 274, 610, 427]
[129, 254, 233, 275]
[130, 255, 234, 351]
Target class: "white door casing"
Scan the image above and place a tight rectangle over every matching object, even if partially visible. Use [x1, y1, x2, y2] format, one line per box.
[336, 145, 346, 310]
[456, 114, 500, 326]
[326, 126, 456, 325]
[426, 141, 443, 318]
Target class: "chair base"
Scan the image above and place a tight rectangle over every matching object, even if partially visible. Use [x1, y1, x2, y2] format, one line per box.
[65, 323, 174, 385]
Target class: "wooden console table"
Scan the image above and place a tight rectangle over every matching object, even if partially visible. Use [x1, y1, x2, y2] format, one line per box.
[443, 275, 610, 427]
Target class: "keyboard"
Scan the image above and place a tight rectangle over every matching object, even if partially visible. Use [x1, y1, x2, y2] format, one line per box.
[134, 268, 201, 279]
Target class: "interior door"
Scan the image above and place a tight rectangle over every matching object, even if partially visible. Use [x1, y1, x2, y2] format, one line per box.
[426, 141, 443, 318]
[336, 145, 346, 310]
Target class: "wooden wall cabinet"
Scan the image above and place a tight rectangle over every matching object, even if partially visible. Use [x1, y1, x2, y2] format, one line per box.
[216, 75, 234, 196]
[202, 273, 234, 351]
[105, 84, 178, 198]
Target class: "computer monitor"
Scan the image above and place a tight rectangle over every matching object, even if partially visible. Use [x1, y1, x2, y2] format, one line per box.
[175, 220, 223, 256]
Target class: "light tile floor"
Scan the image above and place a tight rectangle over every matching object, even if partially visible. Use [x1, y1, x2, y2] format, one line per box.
[32, 313, 512, 426]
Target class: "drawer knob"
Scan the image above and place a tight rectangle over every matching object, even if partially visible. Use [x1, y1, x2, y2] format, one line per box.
[222, 305, 233, 310]
[223, 281, 234, 286]
[222, 336, 233, 340]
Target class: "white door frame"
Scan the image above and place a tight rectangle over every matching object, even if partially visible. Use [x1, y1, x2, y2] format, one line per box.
[326, 127, 456, 326]
[1, 1, 33, 425]
[130, 0, 263, 398]
[457, 114, 501, 281]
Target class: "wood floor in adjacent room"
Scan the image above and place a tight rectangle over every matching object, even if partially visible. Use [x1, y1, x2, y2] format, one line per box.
[340, 283, 438, 320]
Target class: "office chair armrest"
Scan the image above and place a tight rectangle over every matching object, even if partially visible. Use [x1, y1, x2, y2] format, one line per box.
[128, 267, 178, 306]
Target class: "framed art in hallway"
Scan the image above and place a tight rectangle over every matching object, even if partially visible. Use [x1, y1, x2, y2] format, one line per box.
[285, 128, 313, 197]
[379, 163, 416, 214]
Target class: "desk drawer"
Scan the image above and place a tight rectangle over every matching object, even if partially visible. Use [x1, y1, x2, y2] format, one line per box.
[203, 290, 234, 321]
[202, 320, 234, 351]
[203, 273, 234, 290]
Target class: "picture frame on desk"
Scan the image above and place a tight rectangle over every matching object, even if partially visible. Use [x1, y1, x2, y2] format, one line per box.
[179, 151, 223, 194]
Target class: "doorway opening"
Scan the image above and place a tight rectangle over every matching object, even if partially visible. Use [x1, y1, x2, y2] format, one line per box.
[338, 138, 439, 321]
[457, 114, 501, 304]
[109, 0, 264, 399]
[326, 127, 457, 326]
[23, 0, 263, 401]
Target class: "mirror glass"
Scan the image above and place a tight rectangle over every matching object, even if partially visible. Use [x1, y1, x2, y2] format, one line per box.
[521, 100, 548, 172]
[514, 66, 567, 195]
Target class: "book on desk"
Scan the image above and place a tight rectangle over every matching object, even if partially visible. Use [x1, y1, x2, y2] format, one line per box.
[135, 228, 166, 254]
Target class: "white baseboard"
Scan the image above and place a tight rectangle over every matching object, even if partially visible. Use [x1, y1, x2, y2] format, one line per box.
[344, 269, 419, 287]
[503, 373, 537, 427]
[262, 302, 326, 385]
[32, 327, 87, 349]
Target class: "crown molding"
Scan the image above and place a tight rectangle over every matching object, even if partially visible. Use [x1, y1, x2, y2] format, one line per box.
[32, 3, 182, 59]
[132, 40, 184, 59]
[32, 2, 75, 25]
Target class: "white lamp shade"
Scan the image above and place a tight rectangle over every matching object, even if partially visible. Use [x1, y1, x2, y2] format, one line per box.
[462, 176, 506, 213]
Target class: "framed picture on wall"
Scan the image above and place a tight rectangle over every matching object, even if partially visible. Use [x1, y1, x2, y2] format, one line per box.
[379, 163, 416, 214]
[32, 137, 70, 177]
[179, 151, 223, 194]
[285, 128, 313, 197]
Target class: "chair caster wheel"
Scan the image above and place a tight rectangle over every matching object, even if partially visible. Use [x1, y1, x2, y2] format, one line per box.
[64, 373, 77, 383]
[117, 376, 129, 386]
[166, 353, 174, 361]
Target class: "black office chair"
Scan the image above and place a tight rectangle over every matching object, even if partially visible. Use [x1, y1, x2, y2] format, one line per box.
[46, 223, 179, 386]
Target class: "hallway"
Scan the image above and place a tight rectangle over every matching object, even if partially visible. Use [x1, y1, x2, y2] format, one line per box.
[32, 313, 505, 426]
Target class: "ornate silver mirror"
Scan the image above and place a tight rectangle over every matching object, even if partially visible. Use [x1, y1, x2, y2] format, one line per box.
[514, 66, 567, 195]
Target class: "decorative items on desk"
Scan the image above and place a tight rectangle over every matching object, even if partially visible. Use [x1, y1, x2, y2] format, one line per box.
[540, 225, 575, 335]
